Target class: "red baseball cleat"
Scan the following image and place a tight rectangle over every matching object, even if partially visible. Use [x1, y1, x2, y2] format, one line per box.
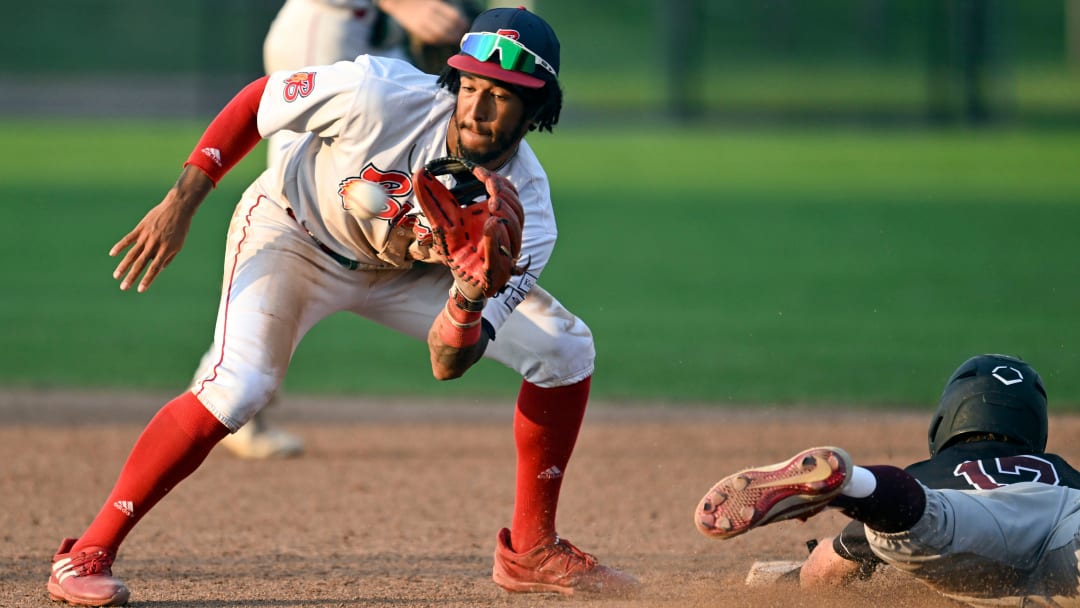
[696, 446, 851, 540]
[47, 538, 130, 606]
[491, 528, 640, 596]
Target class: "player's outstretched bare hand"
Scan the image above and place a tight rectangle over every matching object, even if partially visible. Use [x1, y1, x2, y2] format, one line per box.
[110, 166, 213, 293]
[413, 157, 524, 299]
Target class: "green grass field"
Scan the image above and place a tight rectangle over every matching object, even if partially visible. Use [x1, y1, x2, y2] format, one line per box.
[2, 120, 1078, 409]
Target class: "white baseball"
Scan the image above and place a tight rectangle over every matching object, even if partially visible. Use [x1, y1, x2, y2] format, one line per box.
[342, 180, 390, 220]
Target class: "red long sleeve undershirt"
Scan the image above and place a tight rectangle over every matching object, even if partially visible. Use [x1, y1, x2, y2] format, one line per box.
[183, 75, 269, 185]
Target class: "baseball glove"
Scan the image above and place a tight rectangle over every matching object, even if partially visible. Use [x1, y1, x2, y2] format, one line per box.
[413, 157, 525, 297]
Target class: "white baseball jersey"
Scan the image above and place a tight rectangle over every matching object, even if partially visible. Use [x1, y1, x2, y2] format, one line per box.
[257, 55, 557, 330]
[191, 56, 591, 428]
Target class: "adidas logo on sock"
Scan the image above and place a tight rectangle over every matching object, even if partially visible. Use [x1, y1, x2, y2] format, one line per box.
[200, 147, 223, 167]
[537, 465, 563, 480]
[113, 500, 134, 518]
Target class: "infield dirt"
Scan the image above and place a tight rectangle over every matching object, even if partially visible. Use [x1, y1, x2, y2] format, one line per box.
[6, 389, 1077, 607]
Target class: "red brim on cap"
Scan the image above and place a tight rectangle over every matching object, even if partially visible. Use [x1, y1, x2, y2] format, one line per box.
[447, 54, 546, 89]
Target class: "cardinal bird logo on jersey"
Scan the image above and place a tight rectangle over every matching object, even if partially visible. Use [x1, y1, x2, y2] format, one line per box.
[337, 164, 413, 222]
[337, 163, 432, 243]
[358, 164, 412, 198]
[283, 72, 315, 102]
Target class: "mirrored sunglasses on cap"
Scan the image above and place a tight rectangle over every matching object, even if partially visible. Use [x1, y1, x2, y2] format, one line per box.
[459, 32, 557, 78]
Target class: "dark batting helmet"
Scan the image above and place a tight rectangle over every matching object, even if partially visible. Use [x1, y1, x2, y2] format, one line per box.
[927, 354, 1048, 456]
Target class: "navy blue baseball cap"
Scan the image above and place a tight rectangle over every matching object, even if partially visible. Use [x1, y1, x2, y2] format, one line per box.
[447, 6, 560, 89]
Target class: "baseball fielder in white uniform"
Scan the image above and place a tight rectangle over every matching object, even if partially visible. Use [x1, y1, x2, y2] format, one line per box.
[211, 0, 473, 459]
[47, 7, 639, 607]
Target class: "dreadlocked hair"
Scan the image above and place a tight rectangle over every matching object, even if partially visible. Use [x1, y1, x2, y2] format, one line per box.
[437, 66, 562, 133]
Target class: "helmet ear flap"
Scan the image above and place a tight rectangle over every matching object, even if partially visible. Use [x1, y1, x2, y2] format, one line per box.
[927, 415, 944, 456]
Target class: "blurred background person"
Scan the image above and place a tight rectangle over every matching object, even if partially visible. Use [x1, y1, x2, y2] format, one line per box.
[263, 0, 480, 169]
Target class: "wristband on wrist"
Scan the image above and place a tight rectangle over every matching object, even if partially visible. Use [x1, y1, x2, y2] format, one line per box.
[442, 302, 482, 328]
[436, 301, 482, 347]
[449, 284, 486, 312]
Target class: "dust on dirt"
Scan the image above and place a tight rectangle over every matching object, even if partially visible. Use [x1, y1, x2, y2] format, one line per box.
[4, 388, 1078, 607]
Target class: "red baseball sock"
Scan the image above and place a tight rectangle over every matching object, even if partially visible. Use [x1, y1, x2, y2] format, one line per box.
[73, 391, 229, 554]
[509, 377, 590, 552]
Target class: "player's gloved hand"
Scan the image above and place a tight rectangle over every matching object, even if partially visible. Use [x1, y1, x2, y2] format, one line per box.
[109, 165, 213, 293]
[413, 157, 525, 299]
